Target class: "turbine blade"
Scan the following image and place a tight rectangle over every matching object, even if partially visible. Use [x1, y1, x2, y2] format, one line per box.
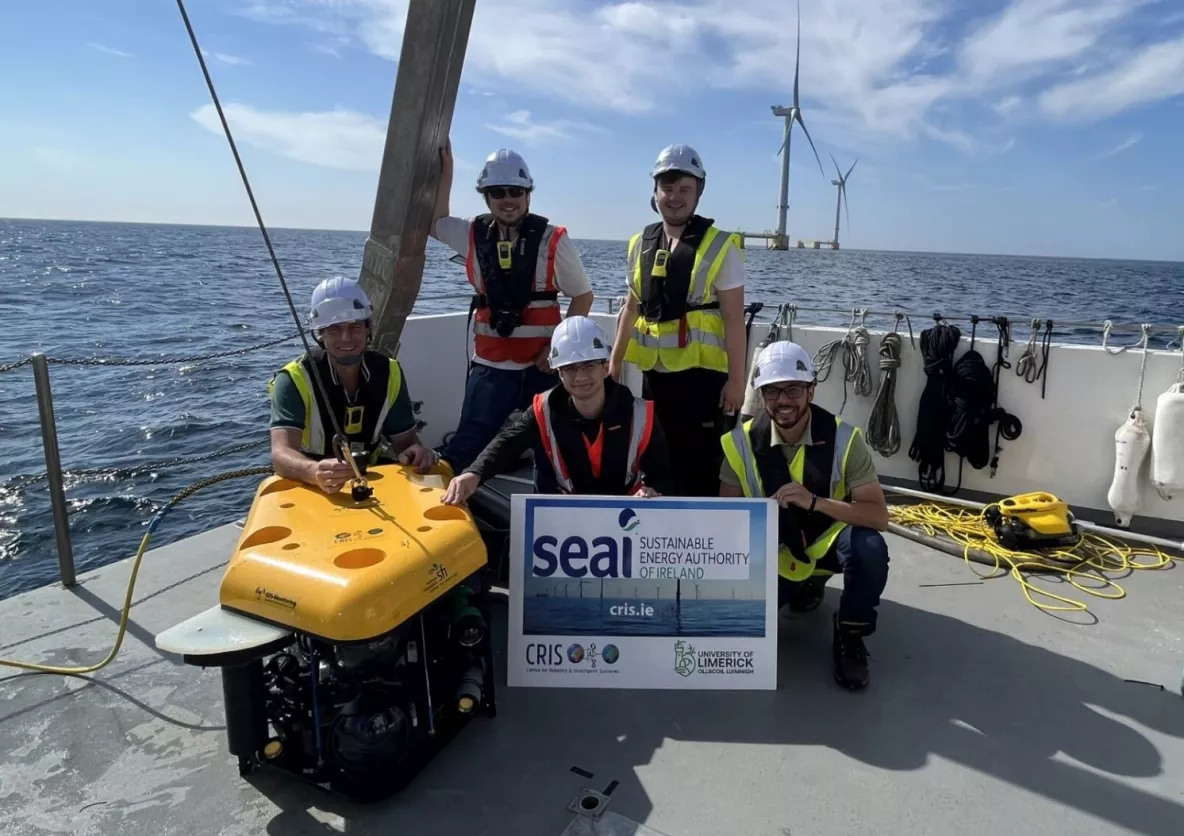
[830, 151, 841, 179]
[843, 183, 850, 231]
[796, 111, 825, 177]
[792, 0, 801, 107]
[776, 122, 789, 156]
[845, 157, 858, 180]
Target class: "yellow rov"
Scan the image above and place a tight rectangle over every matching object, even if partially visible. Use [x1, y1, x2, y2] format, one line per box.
[156, 461, 496, 802]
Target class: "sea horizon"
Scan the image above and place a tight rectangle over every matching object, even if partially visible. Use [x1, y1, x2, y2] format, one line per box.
[3, 214, 1181, 266]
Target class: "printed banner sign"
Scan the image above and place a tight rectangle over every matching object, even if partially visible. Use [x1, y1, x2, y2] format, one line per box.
[507, 494, 779, 690]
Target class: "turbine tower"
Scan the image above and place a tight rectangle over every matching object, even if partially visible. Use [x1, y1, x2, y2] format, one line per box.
[772, 0, 824, 249]
[829, 153, 857, 250]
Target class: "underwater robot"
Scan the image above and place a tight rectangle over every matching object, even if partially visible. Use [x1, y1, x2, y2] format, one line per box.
[156, 462, 496, 802]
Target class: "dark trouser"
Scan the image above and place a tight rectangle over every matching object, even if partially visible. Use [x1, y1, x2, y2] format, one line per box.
[643, 366, 729, 497]
[778, 526, 890, 635]
[442, 361, 555, 473]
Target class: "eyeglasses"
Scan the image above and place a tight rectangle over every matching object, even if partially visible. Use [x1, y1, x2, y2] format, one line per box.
[484, 186, 526, 199]
[761, 383, 810, 401]
[557, 361, 605, 376]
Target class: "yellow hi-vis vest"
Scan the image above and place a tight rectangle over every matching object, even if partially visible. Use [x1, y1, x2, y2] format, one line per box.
[623, 218, 739, 373]
[268, 350, 404, 464]
[720, 407, 860, 581]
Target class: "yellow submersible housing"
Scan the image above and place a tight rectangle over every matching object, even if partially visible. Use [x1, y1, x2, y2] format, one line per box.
[156, 460, 498, 802]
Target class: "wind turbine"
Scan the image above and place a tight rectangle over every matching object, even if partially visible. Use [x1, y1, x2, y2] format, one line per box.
[772, 0, 825, 248]
[829, 153, 857, 250]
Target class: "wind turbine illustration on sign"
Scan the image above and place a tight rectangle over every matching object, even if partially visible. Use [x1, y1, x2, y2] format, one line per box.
[772, 0, 825, 248]
[830, 153, 857, 250]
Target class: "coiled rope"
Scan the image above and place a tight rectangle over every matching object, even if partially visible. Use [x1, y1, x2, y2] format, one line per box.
[1015, 318, 1054, 399]
[888, 500, 1179, 615]
[0, 465, 273, 674]
[813, 309, 873, 414]
[908, 319, 962, 494]
[866, 331, 902, 456]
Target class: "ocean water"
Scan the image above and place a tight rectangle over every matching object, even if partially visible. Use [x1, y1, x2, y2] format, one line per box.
[2, 217, 1183, 600]
[523, 596, 766, 638]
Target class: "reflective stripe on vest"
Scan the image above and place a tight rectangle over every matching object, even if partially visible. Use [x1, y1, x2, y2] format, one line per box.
[276, 357, 403, 461]
[534, 395, 654, 493]
[624, 225, 736, 373]
[466, 223, 565, 363]
[720, 416, 858, 576]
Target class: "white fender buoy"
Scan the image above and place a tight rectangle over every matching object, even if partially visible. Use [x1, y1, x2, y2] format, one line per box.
[1107, 406, 1152, 527]
[1151, 381, 1184, 500]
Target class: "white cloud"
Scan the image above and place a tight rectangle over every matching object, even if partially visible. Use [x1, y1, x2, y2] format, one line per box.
[188, 102, 479, 172]
[485, 110, 601, 146]
[994, 95, 1024, 117]
[190, 103, 387, 170]
[202, 48, 253, 66]
[958, 0, 1140, 85]
[1039, 36, 1184, 121]
[1094, 131, 1143, 158]
[232, 0, 1184, 147]
[87, 43, 132, 58]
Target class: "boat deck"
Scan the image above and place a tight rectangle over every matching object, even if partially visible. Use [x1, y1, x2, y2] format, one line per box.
[2, 514, 1184, 836]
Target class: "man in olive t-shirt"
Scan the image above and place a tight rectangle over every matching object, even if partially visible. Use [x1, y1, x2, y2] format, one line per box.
[719, 339, 890, 691]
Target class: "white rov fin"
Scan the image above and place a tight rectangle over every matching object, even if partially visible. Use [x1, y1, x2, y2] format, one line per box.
[156, 605, 292, 657]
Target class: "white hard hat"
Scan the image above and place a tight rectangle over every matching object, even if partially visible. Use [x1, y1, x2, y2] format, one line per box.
[548, 316, 611, 369]
[309, 277, 372, 331]
[751, 341, 816, 389]
[476, 148, 534, 191]
[651, 144, 706, 180]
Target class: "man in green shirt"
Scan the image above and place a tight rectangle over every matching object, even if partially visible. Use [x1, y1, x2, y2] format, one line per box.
[719, 340, 890, 691]
[269, 277, 438, 494]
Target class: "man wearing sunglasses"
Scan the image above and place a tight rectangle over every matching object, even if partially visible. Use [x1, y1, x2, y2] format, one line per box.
[440, 316, 673, 506]
[718, 340, 890, 692]
[430, 139, 595, 473]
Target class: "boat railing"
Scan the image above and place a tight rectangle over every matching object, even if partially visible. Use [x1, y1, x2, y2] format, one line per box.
[2, 331, 305, 589]
[3, 297, 1182, 592]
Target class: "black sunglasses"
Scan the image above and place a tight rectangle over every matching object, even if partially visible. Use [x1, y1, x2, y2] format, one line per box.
[484, 186, 526, 199]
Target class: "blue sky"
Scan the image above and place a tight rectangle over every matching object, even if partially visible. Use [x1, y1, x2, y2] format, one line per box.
[2, 0, 1183, 260]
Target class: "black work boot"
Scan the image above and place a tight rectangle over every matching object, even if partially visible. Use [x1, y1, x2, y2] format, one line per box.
[786, 576, 827, 613]
[832, 613, 870, 691]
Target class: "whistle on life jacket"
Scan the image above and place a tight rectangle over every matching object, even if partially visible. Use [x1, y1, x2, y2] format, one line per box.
[652, 249, 670, 279]
[497, 240, 513, 270]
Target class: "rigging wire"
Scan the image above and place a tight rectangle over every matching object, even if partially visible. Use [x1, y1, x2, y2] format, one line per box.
[173, 0, 356, 471]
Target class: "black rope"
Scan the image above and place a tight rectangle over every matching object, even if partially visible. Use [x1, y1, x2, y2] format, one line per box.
[908, 320, 961, 495]
[0, 332, 300, 372]
[988, 317, 1021, 477]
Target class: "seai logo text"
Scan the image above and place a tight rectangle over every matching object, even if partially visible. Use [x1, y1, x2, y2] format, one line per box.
[532, 508, 638, 579]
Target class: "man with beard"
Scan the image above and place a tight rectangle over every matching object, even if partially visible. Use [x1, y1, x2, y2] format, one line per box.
[430, 139, 594, 473]
[608, 144, 748, 497]
[718, 340, 890, 691]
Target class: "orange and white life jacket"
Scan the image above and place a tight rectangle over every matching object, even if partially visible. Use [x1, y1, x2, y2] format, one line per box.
[531, 382, 655, 494]
[465, 213, 565, 365]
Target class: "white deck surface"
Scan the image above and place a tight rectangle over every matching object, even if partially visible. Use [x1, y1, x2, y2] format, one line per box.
[2, 521, 1183, 836]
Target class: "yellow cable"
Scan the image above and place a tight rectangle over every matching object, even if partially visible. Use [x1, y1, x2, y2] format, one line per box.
[0, 465, 272, 676]
[888, 501, 1180, 615]
[0, 531, 153, 674]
